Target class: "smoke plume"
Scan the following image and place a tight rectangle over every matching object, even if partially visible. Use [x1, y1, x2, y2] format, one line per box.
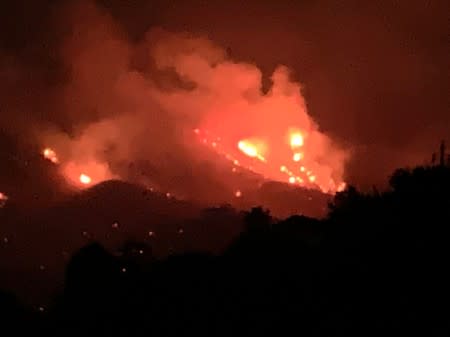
[25, 1, 347, 205]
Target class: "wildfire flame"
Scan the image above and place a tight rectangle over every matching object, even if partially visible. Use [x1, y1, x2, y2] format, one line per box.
[194, 128, 346, 194]
[290, 132, 304, 148]
[42, 148, 59, 164]
[237, 140, 266, 162]
[79, 174, 92, 185]
[40, 147, 110, 189]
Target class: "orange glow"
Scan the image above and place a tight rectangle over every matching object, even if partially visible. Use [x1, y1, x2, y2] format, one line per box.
[337, 182, 347, 192]
[235, 190, 242, 197]
[288, 176, 296, 184]
[42, 148, 59, 164]
[61, 161, 112, 188]
[79, 174, 92, 185]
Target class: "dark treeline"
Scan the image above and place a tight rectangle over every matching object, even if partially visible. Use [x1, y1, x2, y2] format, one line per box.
[1, 165, 449, 336]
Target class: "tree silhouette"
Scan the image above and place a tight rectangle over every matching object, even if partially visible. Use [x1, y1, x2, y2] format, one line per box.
[243, 206, 271, 232]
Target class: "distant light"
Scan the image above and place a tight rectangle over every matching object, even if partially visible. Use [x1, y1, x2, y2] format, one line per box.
[193, 128, 200, 134]
[148, 231, 154, 237]
[280, 165, 287, 172]
[38, 306, 45, 313]
[212, 142, 217, 147]
[39, 265, 46, 271]
[232, 167, 237, 173]
[166, 192, 171, 198]
[288, 176, 296, 184]
[178, 228, 184, 234]
[139, 249, 144, 255]
[300, 166, 306, 172]
[3, 237, 9, 244]
[121, 267, 127, 273]
[309, 175, 316, 183]
[235, 190, 242, 198]
[112, 222, 119, 229]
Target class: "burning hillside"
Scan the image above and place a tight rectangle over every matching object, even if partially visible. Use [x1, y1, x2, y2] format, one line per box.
[0, 2, 350, 218]
[31, 3, 348, 212]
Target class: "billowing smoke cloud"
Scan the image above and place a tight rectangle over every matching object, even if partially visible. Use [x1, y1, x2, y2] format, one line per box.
[1, 0, 448, 199]
[29, 0, 348, 205]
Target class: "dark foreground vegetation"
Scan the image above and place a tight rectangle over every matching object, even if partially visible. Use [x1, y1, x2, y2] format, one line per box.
[1, 165, 449, 336]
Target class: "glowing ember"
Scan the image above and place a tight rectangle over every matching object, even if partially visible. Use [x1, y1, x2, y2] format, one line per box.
[79, 174, 92, 185]
[290, 132, 304, 148]
[293, 152, 303, 162]
[0, 192, 8, 208]
[42, 148, 59, 164]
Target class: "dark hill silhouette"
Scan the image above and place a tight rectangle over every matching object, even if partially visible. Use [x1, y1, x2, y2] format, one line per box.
[0, 180, 244, 305]
[0, 164, 449, 336]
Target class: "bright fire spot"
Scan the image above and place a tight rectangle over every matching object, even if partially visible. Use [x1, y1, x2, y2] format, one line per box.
[79, 174, 92, 185]
[290, 132, 304, 148]
[42, 148, 59, 164]
[280, 165, 287, 172]
[288, 176, 296, 184]
[238, 140, 258, 158]
[62, 161, 113, 188]
[237, 139, 266, 162]
[337, 182, 347, 192]
[293, 152, 303, 162]
[235, 190, 242, 197]
[309, 175, 316, 183]
[300, 166, 306, 172]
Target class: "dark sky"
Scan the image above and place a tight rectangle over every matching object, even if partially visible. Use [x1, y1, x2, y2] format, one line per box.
[1, 0, 449, 188]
